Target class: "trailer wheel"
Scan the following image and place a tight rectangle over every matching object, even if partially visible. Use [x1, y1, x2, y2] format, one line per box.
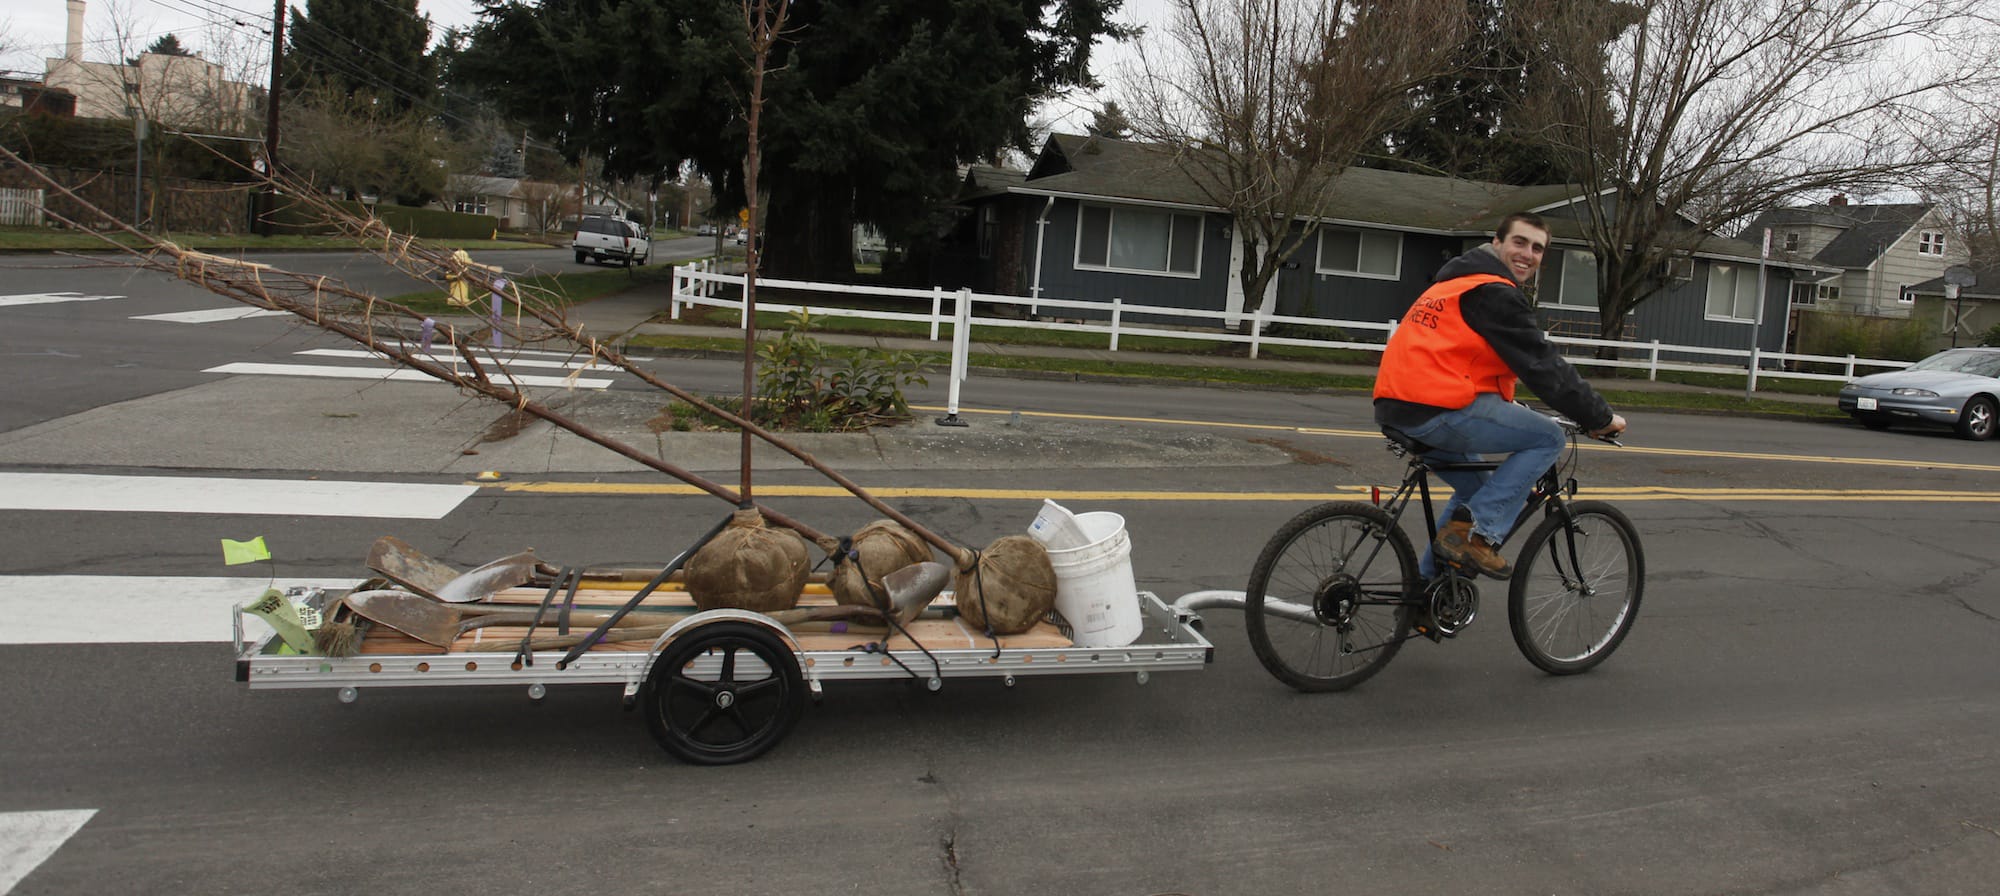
[643, 622, 804, 765]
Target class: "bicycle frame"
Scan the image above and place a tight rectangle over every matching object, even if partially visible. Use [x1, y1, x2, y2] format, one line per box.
[1377, 433, 1591, 587]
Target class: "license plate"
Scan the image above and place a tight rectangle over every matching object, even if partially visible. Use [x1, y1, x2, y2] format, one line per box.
[1857, 397, 1878, 410]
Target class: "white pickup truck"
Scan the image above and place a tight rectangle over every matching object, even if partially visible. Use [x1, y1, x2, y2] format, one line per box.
[571, 216, 650, 266]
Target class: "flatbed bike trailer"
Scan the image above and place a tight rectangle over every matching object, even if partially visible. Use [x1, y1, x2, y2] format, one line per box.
[233, 583, 1218, 765]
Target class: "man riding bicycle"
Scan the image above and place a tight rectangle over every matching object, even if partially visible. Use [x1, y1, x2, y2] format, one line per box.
[1373, 211, 1627, 580]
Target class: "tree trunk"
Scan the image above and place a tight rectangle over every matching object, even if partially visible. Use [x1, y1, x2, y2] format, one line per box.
[762, 172, 857, 281]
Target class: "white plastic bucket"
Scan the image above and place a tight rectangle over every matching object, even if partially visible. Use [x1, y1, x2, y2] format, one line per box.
[1044, 511, 1143, 648]
[1027, 498, 1091, 550]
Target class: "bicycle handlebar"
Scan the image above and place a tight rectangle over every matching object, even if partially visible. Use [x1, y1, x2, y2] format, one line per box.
[1549, 413, 1625, 447]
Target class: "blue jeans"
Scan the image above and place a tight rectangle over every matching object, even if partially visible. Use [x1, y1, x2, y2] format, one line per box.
[1401, 393, 1564, 578]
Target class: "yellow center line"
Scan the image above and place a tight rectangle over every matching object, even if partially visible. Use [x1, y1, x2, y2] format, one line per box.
[484, 481, 2000, 503]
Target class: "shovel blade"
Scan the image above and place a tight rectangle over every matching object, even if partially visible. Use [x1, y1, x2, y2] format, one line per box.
[366, 536, 461, 599]
[343, 589, 465, 648]
[883, 561, 950, 625]
[434, 551, 539, 603]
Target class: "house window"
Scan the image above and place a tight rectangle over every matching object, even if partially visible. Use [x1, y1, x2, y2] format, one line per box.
[1818, 284, 1840, 304]
[1898, 285, 1916, 304]
[454, 199, 488, 216]
[1316, 227, 1401, 279]
[979, 206, 997, 260]
[1783, 232, 1799, 252]
[1542, 249, 1598, 310]
[1704, 263, 1760, 322]
[1918, 231, 1945, 256]
[1075, 204, 1202, 277]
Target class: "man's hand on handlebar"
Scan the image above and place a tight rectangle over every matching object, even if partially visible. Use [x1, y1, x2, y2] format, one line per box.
[1591, 414, 1628, 441]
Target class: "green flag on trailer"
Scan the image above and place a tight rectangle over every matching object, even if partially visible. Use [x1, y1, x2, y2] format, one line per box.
[221, 537, 271, 565]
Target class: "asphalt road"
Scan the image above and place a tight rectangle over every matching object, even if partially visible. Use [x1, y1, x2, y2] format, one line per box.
[3, 253, 1999, 895]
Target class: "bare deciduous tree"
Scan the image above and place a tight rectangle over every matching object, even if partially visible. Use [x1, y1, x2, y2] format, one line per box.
[1920, 88, 2000, 266]
[1515, 0, 2000, 340]
[1115, 0, 1472, 330]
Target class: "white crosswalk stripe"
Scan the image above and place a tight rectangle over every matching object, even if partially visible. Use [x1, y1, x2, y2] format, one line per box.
[203, 361, 613, 389]
[299, 348, 622, 371]
[132, 307, 291, 323]
[0, 292, 123, 307]
[0, 473, 477, 518]
[0, 576, 361, 645]
[0, 810, 95, 895]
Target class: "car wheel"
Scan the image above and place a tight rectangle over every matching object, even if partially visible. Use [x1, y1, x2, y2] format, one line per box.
[1955, 396, 1997, 441]
[575, 250, 588, 264]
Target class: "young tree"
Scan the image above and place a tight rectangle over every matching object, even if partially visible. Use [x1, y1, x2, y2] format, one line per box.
[1515, 0, 1998, 341]
[1117, 0, 1472, 330]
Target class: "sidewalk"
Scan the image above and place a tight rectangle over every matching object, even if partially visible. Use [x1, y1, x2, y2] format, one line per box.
[560, 287, 1841, 410]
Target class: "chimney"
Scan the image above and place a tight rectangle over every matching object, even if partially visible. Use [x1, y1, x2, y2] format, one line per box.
[1829, 193, 1848, 207]
[66, 0, 86, 63]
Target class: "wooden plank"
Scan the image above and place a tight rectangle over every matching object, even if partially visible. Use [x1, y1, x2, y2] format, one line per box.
[352, 616, 1072, 656]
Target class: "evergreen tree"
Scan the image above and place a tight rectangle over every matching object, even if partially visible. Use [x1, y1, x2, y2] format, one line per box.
[454, 0, 1131, 279]
[286, 0, 436, 114]
[1358, 0, 1593, 185]
[1087, 101, 1132, 140]
[131, 34, 193, 65]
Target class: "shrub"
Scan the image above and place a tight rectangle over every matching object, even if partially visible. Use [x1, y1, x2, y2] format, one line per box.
[1982, 322, 2000, 347]
[1876, 318, 1932, 362]
[753, 311, 927, 431]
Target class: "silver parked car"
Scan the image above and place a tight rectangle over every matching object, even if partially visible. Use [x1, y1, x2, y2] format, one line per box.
[1838, 346, 2000, 440]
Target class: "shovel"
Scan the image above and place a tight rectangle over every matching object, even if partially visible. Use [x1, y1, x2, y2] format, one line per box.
[879, 561, 949, 625]
[342, 589, 887, 650]
[366, 536, 460, 598]
[432, 552, 539, 603]
[366, 537, 538, 604]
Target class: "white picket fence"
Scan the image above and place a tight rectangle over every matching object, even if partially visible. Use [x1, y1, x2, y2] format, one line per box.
[669, 262, 1909, 407]
[0, 187, 46, 227]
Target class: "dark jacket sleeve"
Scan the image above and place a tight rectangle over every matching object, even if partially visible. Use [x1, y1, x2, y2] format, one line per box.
[1460, 281, 1613, 431]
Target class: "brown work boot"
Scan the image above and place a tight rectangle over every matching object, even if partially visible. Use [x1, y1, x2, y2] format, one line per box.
[1434, 520, 1512, 580]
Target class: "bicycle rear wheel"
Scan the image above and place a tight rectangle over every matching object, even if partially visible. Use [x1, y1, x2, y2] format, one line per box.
[1507, 500, 1643, 674]
[1245, 502, 1418, 692]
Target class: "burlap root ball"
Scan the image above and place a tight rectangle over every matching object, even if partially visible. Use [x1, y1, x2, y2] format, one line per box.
[830, 519, 936, 611]
[684, 509, 810, 613]
[951, 535, 1057, 635]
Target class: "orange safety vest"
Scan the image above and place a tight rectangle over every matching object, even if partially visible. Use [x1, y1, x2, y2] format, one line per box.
[1373, 273, 1518, 408]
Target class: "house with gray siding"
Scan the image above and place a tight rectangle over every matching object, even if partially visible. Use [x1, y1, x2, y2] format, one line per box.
[942, 134, 1826, 355]
[1740, 199, 1969, 319]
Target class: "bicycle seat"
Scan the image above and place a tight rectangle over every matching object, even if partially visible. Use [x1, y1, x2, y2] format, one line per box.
[1381, 426, 1433, 455]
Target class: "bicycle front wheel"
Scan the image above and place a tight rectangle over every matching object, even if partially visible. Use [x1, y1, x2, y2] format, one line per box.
[1507, 500, 1643, 675]
[1245, 502, 1418, 692]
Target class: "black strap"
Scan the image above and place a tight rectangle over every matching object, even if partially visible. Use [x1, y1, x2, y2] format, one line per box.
[555, 512, 734, 670]
[513, 566, 579, 668]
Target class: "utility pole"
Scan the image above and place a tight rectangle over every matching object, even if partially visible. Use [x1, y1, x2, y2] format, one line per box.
[262, 0, 285, 236]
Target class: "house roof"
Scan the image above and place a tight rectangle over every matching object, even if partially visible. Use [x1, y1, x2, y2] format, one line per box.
[959, 165, 1025, 202]
[998, 134, 1796, 267]
[1740, 202, 1933, 269]
[1020, 133, 1574, 234]
[1908, 262, 2000, 300]
[448, 175, 524, 198]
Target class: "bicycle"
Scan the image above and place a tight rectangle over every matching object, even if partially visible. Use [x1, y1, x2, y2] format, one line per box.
[1244, 413, 1643, 692]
